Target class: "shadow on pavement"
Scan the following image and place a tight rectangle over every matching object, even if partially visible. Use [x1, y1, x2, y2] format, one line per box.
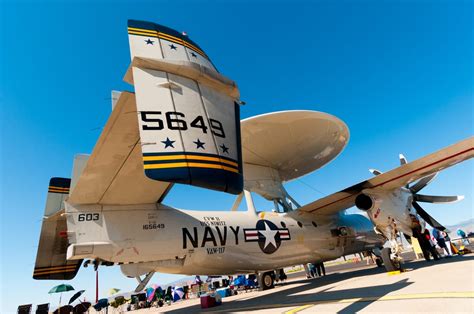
[165, 254, 473, 313]
[403, 254, 473, 271]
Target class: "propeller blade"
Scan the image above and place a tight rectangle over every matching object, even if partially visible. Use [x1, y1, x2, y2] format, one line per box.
[414, 194, 464, 204]
[399, 154, 407, 165]
[409, 172, 438, 193]
[369, 168, 382, 176]
[412, 201, 446, 231]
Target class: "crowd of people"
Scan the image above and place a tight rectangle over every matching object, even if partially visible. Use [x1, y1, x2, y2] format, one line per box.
[417, 228, 470, 261]
[304, 261, 326, 279]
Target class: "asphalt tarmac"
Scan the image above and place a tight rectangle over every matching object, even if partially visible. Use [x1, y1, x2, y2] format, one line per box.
[137, 253, 474, 313]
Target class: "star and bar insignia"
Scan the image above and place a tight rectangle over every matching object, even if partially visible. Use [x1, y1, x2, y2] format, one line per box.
[244, 220, 291, 254]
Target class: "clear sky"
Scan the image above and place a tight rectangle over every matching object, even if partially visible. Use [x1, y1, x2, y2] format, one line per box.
[1, 0, 472, 312]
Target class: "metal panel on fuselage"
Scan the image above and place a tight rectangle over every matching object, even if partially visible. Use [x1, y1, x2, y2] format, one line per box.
[66, 204, 383, 274]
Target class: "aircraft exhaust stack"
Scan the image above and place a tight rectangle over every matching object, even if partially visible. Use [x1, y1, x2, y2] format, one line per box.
[355, 193, 381, 211]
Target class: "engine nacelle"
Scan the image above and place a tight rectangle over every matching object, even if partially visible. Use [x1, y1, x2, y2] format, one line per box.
[354, 189, 415, 237]
[355, 193, 382, 211]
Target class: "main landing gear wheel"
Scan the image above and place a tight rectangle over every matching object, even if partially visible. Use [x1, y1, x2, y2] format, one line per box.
[375, 257, 383, 267]
[381, 247, 401, 272]
[258, 271, 275, 290]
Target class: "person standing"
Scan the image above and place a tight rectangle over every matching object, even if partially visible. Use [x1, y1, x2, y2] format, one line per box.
[364, 251, 376, 265]
[425, 229, 440, 260]
[433, 228, 450, 257]
[457, 229, 470, 245]
[309, 263, 317, 278]
[442, 231, 453, 257]
[303, 263, 311, 279]
[315, 262, 326, 277]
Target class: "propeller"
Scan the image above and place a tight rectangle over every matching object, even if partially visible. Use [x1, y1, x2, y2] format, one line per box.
[399, 154, 408, 165]
[369, 168, 382, 176]
[369, 154, 464, 231]
[405, 154, 464, 231]
[411, 201, 447, 231]
[414, 194, 464, 204]
[409, 173, 438, 193]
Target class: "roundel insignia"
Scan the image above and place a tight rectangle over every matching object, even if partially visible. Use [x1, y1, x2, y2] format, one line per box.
[244, 219, 291, 254]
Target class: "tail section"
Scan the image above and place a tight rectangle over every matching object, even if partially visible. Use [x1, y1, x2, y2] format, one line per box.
[33, 178, 82, 280]
[126, 20, 244, 195]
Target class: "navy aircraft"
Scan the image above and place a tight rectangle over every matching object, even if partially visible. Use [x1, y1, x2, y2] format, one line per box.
[33, 20, 473, 291]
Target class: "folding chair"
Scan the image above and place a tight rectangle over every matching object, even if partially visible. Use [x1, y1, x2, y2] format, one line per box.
[17, 304, 32, 314]
[35, 303, 49, 314]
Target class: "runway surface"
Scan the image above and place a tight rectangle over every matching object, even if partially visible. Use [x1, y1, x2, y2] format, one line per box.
[136, 254, 474, 313]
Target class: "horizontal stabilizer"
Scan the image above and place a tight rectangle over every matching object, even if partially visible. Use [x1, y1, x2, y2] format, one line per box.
[68, 93, 172, 205]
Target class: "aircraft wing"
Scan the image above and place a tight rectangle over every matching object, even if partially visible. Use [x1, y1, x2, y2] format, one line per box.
[298, 137, 474, 215]
[68, 92, 172, 205]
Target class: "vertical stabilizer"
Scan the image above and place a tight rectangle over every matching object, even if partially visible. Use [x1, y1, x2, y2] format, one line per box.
[33, 178, 82, 280]
[127, 19, 217, 71]
[126, 20, 243, 194]
[45, 177, 71, 216]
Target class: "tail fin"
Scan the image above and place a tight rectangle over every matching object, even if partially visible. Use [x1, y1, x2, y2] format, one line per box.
[33, 178, 82, 280]
[125, 20, 243, 195]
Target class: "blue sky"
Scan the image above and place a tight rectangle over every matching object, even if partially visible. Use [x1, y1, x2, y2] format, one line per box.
[1, 0, 472, 312]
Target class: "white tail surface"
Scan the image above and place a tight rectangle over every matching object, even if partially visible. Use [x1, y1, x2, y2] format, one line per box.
[126, 20, 243, 194]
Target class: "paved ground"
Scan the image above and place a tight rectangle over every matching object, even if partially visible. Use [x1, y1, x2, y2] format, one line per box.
[136, 254, 474, 313]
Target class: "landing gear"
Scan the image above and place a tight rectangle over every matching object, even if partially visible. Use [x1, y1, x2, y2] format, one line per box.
[381, 247, 401, 272]
[134, 271, 155, 292]
[277, 269, 287, 281]
[371, 248, 384, 268]
[375, 257, 383, 267]
[258, 271, 275, 290]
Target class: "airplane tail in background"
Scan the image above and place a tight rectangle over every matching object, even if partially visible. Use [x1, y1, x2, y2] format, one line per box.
[33, 178, 82, 280]
[125, 20, 244, 195]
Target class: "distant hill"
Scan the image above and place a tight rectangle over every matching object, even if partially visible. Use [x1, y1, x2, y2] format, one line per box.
[165, 275, 199, 287]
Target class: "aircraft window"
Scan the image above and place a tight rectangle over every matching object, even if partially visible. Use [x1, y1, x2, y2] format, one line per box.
[280, 221, 287, 228]
[297, 221, 303, 228]
[312, 221, 317, 227]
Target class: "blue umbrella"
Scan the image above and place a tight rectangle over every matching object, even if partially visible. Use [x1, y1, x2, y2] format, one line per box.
[172, 287, 184, 302]
[68, 290, 85, 305]
[93, 298, 108, 311]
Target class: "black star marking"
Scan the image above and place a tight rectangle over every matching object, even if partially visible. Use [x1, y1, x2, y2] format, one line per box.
[190, 52, 197, 58]
[169, 44, 177, 50]
[220, 144, 229, 154]
[161, 137, 175, 148]
[145, 39, 154, 45]
[194, 139, 205, 149]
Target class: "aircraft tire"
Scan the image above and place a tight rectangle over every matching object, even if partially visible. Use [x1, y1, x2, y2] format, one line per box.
[259, 271, 275, 290]
[381, 247, 400, 272]
[375, 257, 383, 267]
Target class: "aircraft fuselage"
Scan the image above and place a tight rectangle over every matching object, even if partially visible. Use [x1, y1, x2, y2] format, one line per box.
[65, 202, 384, 277]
